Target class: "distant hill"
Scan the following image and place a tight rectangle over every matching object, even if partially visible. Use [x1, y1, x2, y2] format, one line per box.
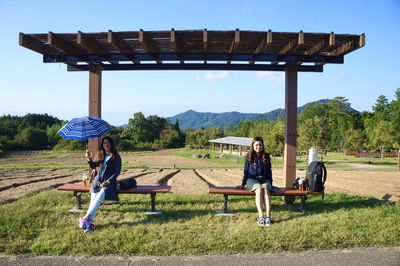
[167, 99, 342, 129]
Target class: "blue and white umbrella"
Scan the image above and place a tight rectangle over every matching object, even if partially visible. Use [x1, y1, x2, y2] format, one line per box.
[57, 116, 110, 141]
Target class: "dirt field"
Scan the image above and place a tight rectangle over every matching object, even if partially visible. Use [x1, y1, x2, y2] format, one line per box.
[0, 150, 399, 204]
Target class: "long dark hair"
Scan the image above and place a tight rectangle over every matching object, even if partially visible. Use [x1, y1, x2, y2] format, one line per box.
[246, 136, 270, 165]
[98, 136, 118, 161]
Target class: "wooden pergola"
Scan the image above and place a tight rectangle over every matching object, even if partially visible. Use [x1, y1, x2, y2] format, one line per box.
[19, 29, 365, 188]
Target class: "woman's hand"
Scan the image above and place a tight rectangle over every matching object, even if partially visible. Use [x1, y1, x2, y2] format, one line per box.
[100, 180, 110, 187]
[85, 150, 93, 161]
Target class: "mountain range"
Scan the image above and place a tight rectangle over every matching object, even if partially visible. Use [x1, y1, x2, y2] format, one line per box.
[166, 99, 334, 129]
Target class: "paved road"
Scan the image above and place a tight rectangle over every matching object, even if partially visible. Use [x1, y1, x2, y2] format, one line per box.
[1, 247, 399, 266]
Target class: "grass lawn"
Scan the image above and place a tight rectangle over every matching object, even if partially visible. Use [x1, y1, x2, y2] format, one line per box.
[1, 191, 399, 256]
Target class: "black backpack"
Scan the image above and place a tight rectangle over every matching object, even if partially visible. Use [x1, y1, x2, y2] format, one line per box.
[306, 161, 327, 196]
[119, 177, 137, 190]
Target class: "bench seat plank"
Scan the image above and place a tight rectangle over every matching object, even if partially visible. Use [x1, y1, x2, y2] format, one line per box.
[57, 183, 171, 194]
[209, 186, 322, 215]
[209, 186, 319, 196]
[57, 182, 171, 214]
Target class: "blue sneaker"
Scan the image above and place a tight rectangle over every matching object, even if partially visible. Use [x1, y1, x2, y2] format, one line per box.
[258, 217, 265, 226]
[84, 223, 95, 233]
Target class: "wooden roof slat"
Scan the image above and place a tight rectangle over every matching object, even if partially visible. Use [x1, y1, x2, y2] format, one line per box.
[47, 31, 86, 55]
[170, 28, 184, 64]
[203, 29, 208, 64]
[139, 29, 162, 64]
[227, 29, 240, 64]
[304, 32, 336, 56]
[77, 31, 108, 54]
[249, 30, 272, 64]
[107, 30, 139, 64]
[19, 33, 61, 56]
[329, 34, 365, 56]
[278, 31, 304, 54]
[77, 31, 118, 65]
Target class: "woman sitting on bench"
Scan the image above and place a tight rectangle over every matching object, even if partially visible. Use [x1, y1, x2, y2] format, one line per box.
[79, 136, 122, 233]
[239, 136, 273, 226]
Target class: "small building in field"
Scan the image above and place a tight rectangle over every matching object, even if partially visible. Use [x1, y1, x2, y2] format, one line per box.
[209, 136, 252, 156]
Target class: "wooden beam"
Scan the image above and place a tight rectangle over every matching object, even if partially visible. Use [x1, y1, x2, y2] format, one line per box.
[19, 33, 60, 55]
[139, 29, 161, 64]
[47, 31, 85, 55]
[227, 29, 240, 64]
[78, 31, 118, 64]
[203, 29, 208, 64]
[107, 30, 139, 64]
[68, 63, 323, 72]
[329, 35, 363, 56]
[304, 32, 336, 56]
[278, 31, 304, 55]
[328, 33, 365, 56]
[170, 28, 184, 64]
[359, 33, 366, 47]
[249, 30, 272, 64]
[77, 31, 107, 54]
[229, 29, 240, 53]
[47, 52, 342, 64]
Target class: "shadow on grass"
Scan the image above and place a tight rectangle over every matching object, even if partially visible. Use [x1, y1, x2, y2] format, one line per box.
[75, 192, 392, 229]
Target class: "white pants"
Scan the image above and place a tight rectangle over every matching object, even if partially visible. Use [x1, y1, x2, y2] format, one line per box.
[85, 188, 105, 223]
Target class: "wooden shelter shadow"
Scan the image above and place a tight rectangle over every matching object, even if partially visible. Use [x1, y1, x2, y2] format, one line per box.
[96, 208, 217, 229]
[302, 196, 390, 214]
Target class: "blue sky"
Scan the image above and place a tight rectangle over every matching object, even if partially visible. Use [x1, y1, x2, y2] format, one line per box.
[0, 0, 399, 126]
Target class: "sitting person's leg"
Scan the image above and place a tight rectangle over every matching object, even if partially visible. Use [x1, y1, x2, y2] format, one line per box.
[85, 188, 106, 223]
[262, 181, 273, 226]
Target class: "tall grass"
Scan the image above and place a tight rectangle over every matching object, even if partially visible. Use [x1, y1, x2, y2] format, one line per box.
[1, 191, 399, 256]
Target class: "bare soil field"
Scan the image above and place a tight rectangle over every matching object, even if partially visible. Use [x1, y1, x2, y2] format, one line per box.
[0, 150, 399, 204]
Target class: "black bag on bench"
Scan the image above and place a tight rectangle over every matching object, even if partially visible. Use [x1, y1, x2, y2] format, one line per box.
[306, 161, 327, 193]
[119, 178, 137, 189]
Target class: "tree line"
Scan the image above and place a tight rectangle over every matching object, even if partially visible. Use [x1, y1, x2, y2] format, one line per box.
[225, 89, 400, 156]
[0, 89, 399, 155]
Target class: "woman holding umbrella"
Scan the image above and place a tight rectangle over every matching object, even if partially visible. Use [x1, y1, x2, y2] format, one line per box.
[79, 136, 121, 233]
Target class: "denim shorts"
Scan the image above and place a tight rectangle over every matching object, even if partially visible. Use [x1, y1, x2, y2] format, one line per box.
[246, 179, 272, 191]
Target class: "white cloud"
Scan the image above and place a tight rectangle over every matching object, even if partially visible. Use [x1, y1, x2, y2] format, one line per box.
[254, 72, 284, 83]
[195, 71, 229, 81]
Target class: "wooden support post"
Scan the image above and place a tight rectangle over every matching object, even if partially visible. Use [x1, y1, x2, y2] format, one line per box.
[88, 65, 102, 155]
[220, 143, 223, 153]
[283, 66, 298, 203]
[398, 150, 400, 172]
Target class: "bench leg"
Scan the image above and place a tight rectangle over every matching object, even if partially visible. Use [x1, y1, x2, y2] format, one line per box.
[144, 193, 162, 215]
[216, 194, 235, 216]
[300, 195, 307, 213]
[68, 192, 84, 213]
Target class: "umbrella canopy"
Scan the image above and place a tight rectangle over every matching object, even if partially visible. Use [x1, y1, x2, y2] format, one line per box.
[57, 116, 110, 141]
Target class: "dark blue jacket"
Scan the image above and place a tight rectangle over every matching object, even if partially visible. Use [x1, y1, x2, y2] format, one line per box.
[241, 157, 273, 187]
[88, 153, 121, 201]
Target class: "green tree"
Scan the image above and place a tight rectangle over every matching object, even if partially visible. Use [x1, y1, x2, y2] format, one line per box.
[298, 103, 331, 151]
[14, 127, 48, 150]
[159, 129, 181, 148]
[389, 89, 400, 149]
[369, 120, 394, 158]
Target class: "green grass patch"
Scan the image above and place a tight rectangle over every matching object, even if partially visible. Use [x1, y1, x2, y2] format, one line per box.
[1, 191, 399, 256]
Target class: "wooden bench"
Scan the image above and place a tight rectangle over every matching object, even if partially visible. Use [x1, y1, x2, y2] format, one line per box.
[58, 183, 171, 215]
[208, 186, 322, 215]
